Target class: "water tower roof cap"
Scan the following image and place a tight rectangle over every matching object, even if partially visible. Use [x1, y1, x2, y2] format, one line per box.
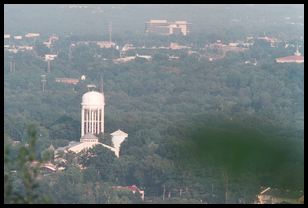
[82, 91, 104, 106]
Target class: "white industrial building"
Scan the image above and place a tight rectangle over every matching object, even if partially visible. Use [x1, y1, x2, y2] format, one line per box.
[145, 20, 191, 36]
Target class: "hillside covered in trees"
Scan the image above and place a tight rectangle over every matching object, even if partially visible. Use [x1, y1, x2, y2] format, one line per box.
[4, 4, 304, 204]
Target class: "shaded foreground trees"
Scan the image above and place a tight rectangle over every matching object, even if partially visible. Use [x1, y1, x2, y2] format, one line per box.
[4, 124, 52, 204]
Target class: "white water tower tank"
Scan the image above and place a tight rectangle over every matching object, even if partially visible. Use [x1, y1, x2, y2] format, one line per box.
[81, 87, 105, 137]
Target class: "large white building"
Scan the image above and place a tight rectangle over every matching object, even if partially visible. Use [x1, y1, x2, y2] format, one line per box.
[145, 20, 191, 36]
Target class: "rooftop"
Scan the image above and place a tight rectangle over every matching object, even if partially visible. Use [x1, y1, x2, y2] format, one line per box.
[111, 129, 128, 137]
[276, 55, 304, 61]
[82, 91, 105, 106]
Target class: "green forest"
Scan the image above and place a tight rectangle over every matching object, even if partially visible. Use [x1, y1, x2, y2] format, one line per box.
[4, 29, 304, 203]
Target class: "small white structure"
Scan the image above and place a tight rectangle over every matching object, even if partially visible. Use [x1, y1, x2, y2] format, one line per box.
[136, 54, 152, 60]
[14, 35, 23, 40]
[111, 129, 128, 157]
[169, 42, 190, 50]
[169, 55, 180, 60]
[121, 43, 135, 52]
[81, 89, 105, 137]
[81, 75, 86, 80]
[8, 48, 18, 53]
[229, 42, 239, 47]
[43, 41, 52, 48]
[45, 54, 57, 61]
[113, 56, 136, 64]
[25, 33, 40, 38]
[49, 35, 59, 42]
[4, 34, 10, 39]
[97, 41, 116, 48]
[43, 35, 59, 48]
[18, 45, 34, 51]
[112, 185, 144, 201]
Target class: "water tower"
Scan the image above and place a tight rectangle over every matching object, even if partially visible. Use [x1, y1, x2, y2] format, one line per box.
[81, 85, 105, 137]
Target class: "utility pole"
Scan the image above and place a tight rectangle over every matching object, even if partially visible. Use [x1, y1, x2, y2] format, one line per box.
[9, 61, 12, 72]
[9, 60, 13, 73]
[224, 171, 229, 204]
[9, 58, 16, 73]
[41, 75, 46, 92]
[162, 185, 165, 201]
[68, 44, 72, 61]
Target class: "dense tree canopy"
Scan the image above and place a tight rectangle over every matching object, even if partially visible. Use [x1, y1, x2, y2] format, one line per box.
[4, 27, 304, 204]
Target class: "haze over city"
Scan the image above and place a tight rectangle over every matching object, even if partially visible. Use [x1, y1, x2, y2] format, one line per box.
[4, 4, 304, 204]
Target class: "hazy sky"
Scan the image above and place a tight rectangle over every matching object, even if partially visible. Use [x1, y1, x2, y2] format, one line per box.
[4, 4, 303, 36]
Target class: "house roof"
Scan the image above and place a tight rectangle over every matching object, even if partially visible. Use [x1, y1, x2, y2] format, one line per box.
[276, 55, 304, 62]
[111, 129, 128, 137]
[68, 141, 99, 154]
[112, 185, 141, 192]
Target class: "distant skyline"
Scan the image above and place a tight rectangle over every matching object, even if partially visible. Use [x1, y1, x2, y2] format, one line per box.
[4, 4, 303, 37]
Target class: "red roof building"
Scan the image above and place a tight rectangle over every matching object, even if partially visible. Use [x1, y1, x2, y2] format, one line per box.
[276, 48, 304, 63]
[55, 78, 79, 85]
[112, 185, 145, 200]
[276, 55, 304, 63]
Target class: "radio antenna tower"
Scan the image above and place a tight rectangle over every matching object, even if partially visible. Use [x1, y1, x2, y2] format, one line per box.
[109, 22, 112, 43]
[41, 75, 47, 92]
[69, 44, 72, 61]
[100, 76, 104, 93]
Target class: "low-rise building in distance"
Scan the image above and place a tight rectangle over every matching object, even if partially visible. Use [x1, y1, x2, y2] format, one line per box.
[145, 20, 191, 36]
[276, 47, 304, 63]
